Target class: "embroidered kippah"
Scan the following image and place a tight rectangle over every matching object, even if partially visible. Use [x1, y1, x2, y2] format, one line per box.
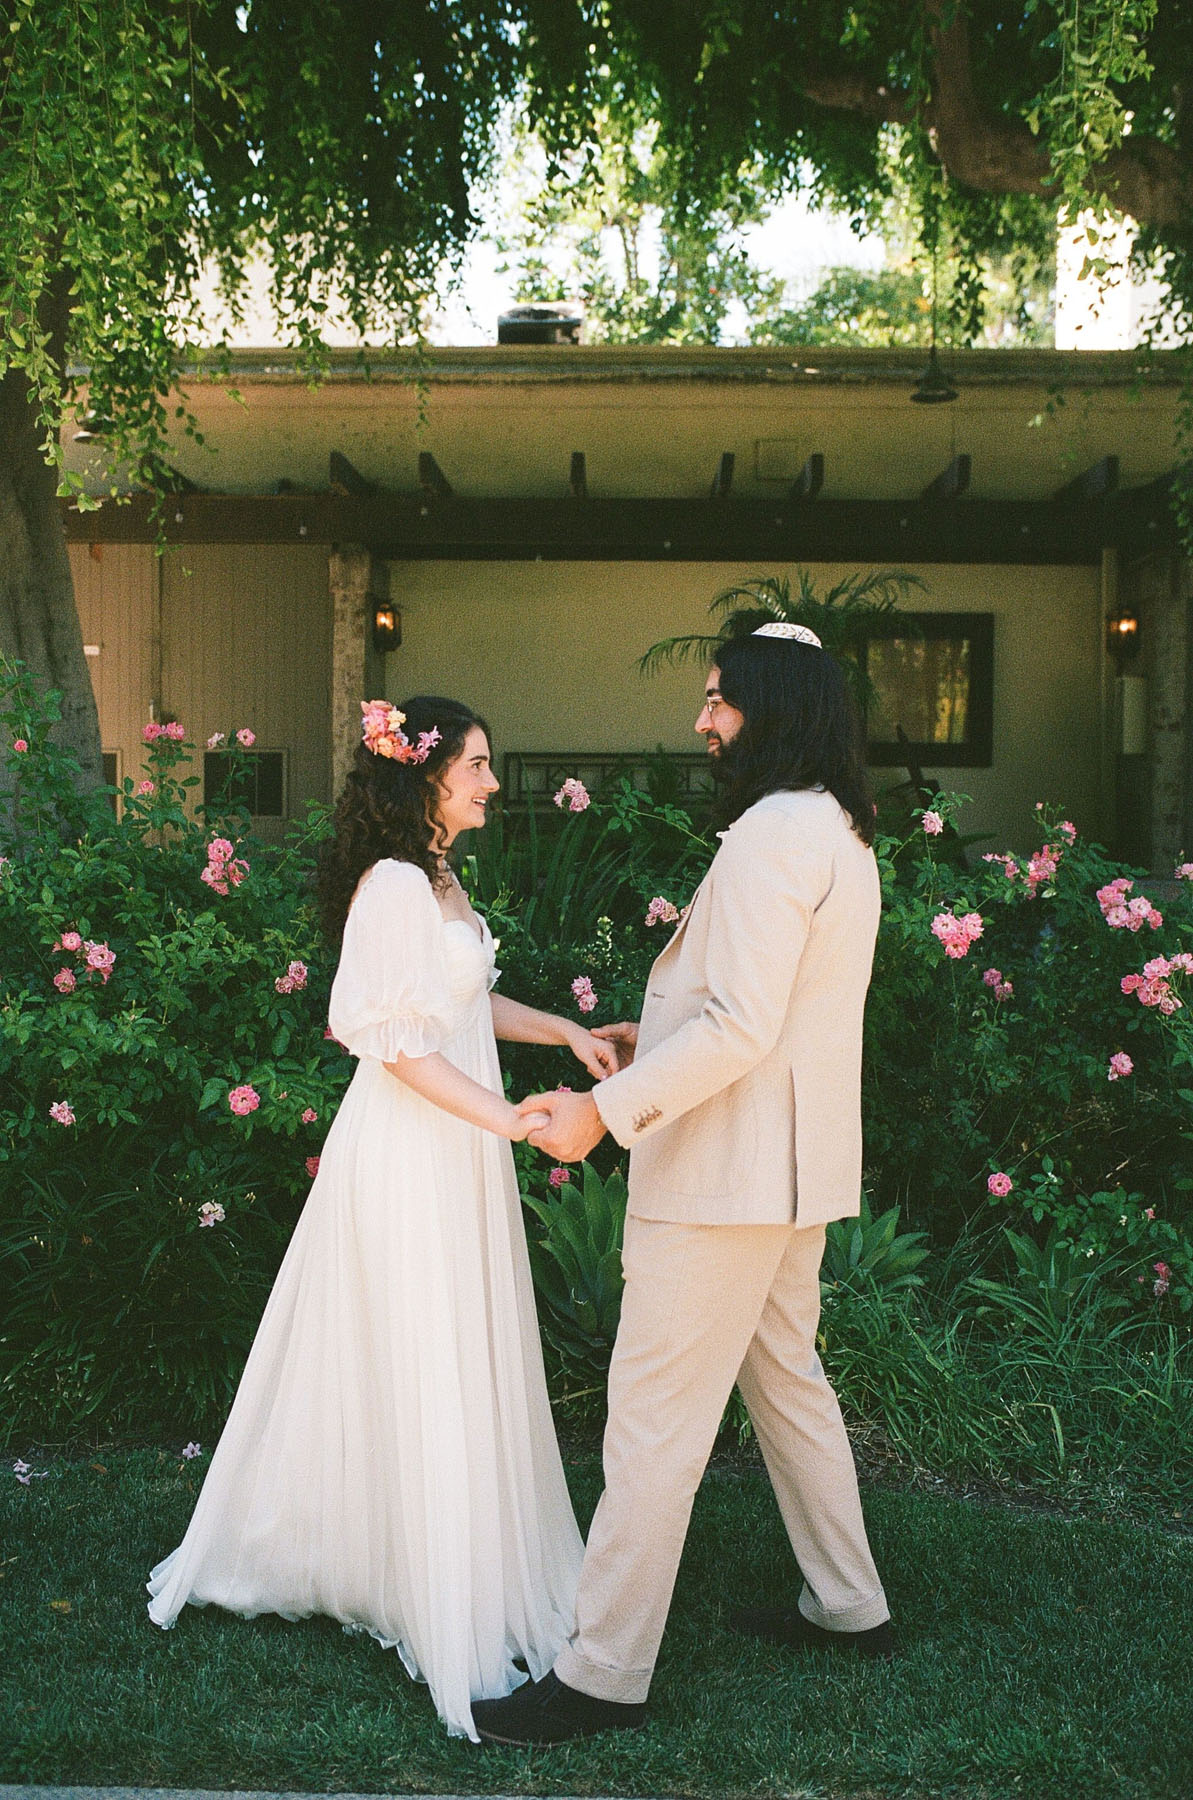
[752, 622, 823, 647]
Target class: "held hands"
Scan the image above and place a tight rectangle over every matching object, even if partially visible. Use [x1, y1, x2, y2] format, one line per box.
[564, 1022, 620, 1082]
[591, 1020, 638, 1070]
[516, 1088, 606, 1161]
[507, 1107, 552, 1143]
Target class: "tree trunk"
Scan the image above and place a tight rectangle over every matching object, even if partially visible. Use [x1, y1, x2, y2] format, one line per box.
[0, 280, 103, 792]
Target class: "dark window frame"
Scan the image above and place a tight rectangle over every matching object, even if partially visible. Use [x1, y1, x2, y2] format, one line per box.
[203, 748, 288, 818]
[861, 611, 994, 769]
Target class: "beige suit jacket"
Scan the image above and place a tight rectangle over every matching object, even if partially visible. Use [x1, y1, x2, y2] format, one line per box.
[592, 787, 880, 1227]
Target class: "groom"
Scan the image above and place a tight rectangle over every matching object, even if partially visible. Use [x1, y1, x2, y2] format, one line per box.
[473, 623, 892, 1746]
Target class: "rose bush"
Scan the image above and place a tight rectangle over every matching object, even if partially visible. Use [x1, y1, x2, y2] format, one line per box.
[2, 653, 1190, 1446]
[0, 661, 347, 1434]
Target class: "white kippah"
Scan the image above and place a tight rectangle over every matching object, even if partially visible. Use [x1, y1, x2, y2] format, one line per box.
[752, 621, 823, 648]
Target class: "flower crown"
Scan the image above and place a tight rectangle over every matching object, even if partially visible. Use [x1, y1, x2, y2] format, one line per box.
[360, 701, 441, 764]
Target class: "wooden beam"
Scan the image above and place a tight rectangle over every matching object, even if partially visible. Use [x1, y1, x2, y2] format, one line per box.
[920, 454, 971, 503]
[788, 453, 825, 502]
[1053, 455, 1119, 504]
[418, 452, 454, 500]
[710, 452, 735, 500]
[569, 452, 587, 499]
[60, 488, 1176, 565]
[329, 451, 377, 497]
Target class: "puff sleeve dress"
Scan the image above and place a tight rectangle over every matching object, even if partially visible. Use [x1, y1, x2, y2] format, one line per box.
[147, 859, 584, 1741]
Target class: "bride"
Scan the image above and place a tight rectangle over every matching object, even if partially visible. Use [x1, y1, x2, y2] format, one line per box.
[148, 696, 612, 1741]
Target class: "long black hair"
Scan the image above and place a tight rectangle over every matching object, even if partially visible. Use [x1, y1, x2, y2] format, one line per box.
[711, 633, 875, 845]
[316, 695, 489, 942]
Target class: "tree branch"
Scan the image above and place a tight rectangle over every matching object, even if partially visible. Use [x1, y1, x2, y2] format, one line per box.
[796, 3, 1192, 230]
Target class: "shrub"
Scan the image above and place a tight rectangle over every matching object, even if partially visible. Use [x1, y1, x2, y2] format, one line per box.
[0, 661, 347, 1435]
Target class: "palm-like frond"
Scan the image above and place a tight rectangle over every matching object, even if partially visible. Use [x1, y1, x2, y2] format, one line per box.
[639, 568, 925, 712]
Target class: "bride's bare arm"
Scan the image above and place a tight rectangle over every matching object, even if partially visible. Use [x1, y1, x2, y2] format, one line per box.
[384, 1050, 547, 1140]
[489, 993, 618, 1079]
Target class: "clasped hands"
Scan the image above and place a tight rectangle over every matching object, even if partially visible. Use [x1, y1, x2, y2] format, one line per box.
[517, 1021, 638, 1162]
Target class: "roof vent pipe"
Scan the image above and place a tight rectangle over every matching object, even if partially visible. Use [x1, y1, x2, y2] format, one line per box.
[497, 304, 583, 345]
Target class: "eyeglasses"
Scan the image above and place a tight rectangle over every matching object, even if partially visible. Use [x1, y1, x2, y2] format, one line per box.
[703, 691, 724, 718]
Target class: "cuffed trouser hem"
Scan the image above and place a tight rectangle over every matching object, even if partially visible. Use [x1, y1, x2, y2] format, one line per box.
[555, 1641, 653, 1705]
[798, 1583, 891, 1633]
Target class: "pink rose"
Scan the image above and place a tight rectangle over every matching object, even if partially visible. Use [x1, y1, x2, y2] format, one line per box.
[198, 1201, 225, 1228]
[137, 779, 155, 795]
[548, 1166, 568, 1188]
[1107, 1052, 1134, 1082]
[987, 1171, 1013, 1197]
[931, 911, 984, 959]
[645, 896, 681, 927]
[921, 810, 944, 836]
[12, 738, 28, 753]
[554, 777, 591, 813]
[49, 1100, 75, 1126]
[228, 1084, 260, 1116]
[301, 1107, 317, 1124]
[236, 727, 256, 748]
[55, 930, 82, 953]
[208, 837, 234, 864]
[84, 941, 115, 981]
[1059, 821, 1077, 843]
[53, 968, 77, 994]
[1176, 862, 1193, 881]
[1144, 1207, 1156, 1221]
[571, 975, 597, 1013]
[206, 731, 226, 749]
[142, 722, 162, 742]
[305, 1155, 320, 1179]
[162, 721, 185, 741]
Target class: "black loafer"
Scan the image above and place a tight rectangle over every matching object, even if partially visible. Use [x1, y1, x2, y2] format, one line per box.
[472, 1671, 647, 1745]
[730, 1604, 895, 1658]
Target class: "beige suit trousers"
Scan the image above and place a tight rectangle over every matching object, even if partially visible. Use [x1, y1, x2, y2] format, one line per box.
[554, 1216, 889, 1704]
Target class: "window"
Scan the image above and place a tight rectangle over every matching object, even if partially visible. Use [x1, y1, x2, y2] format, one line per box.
[862, 613, 994, 768]
[503, 751, 711, 810]
[203, 750, 287, 818]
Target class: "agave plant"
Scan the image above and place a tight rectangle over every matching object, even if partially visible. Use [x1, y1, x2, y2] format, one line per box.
[523, 1162, 628, 1395]
[821, 1190, 930, 1299]
[638, 567, 923, 714]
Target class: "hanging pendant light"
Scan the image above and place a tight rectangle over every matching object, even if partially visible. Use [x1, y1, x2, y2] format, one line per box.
[911, 236, 958, 404]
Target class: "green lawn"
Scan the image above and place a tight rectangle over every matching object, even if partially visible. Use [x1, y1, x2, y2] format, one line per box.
[1, 1449, 1190, 1800]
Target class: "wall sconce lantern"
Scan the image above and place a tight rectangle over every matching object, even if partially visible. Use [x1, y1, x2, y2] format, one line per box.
[1105, 603, 1140, 671]
[372, 602, 401, 654]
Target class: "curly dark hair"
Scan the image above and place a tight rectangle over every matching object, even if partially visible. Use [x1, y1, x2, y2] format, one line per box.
[710, 632, 876, 846]
[317, 695, 490, 942]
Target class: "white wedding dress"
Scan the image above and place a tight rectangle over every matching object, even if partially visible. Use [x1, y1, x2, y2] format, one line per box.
[147, 858, 584, 1741]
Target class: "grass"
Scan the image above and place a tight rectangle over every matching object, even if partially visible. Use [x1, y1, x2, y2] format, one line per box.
[2, 1449, 1191, 1800]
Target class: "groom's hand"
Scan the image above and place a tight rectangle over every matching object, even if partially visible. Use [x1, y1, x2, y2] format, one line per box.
[518, 1089, 606, 1161]
[592, 1020, 638, 1069]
